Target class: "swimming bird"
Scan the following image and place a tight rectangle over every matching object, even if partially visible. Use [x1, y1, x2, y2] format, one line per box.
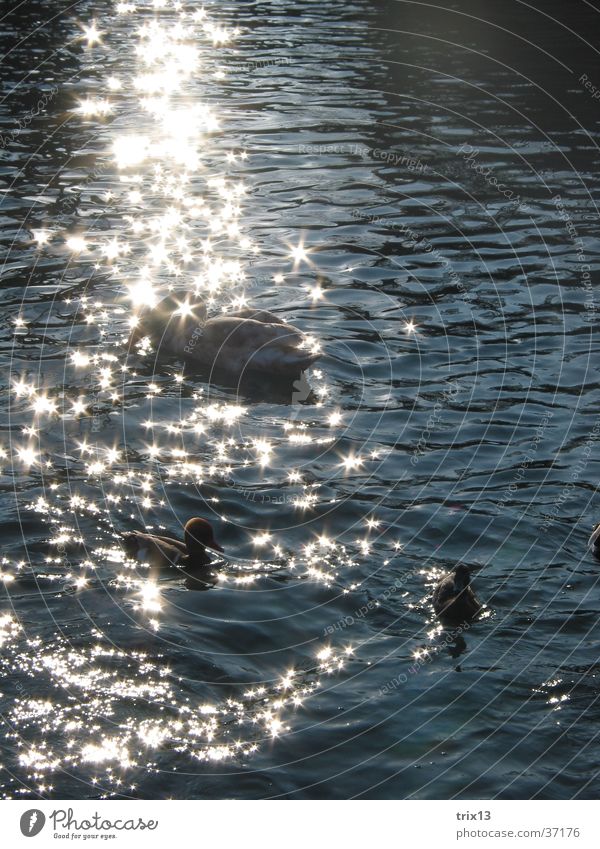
[432, 564, 481, 624]
[129, 295, 320, 377]
[121, 517, 224, 573]
[589, 524, 600, 556]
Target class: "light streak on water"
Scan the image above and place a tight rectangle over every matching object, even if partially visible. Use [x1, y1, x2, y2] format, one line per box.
[0, 0, 400, 797]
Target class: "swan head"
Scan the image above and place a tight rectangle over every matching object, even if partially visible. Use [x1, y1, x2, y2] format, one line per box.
[130, 295, 207, 345]
[184, 517, 224, 555]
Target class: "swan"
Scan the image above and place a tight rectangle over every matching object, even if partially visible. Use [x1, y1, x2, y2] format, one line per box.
[129, 295, 320, 377]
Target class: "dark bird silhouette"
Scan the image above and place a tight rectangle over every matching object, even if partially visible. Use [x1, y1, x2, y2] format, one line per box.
[432, 564, 481, 624]
[121, 517, 224, 573]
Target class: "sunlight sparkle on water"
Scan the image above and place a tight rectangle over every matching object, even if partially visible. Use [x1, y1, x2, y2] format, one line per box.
[113, 135, 149, 168]
[290, 242, 309, 265]
[128, 278, 157, 308]
[16, 446, 38, 467]
[81, 22, 103, 46]
[66, 236, 87, 253]
[3, 2, 376, 792]
[32, 229, 51, 246]
[341, 454, 363, 472]
[77, 98, 112, 117]
[32, 396, 58, 416]
[253, 533, 272, 546]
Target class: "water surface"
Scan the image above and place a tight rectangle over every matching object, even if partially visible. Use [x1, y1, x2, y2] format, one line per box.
[1, 0, 599, 799]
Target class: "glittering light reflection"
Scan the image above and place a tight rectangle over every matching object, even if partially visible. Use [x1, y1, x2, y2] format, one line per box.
[0, 618, 355, 795]
[32, 229, 51, 246]
[289, 241, 310, 267]
[127, 277, 158, 308]
[340, 454, 363, 472]
[66, 236, 87, 252]
[81, 21, 103, 46]
[3, 0, 383, 798]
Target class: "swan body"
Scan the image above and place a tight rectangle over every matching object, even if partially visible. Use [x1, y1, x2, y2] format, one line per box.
[130, 295, 319, 376]
[121, 517, 224, 572]
[432, 564, 481, 624]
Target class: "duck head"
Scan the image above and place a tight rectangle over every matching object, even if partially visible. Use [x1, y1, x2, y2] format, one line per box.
[130, 295, 207, 346]
[184, 517, 224, 556]
[453, 564, 471, 592]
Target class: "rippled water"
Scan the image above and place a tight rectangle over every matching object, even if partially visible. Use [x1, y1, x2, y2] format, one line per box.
[1, 0, 600, 799]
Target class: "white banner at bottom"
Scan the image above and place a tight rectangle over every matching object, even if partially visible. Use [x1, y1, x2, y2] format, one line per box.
[0, 800, 598, 847]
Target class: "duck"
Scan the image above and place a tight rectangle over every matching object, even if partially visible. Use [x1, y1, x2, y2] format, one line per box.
[121, 517, 224, 573]
[432, 564, 481, 624]
[589, 524, 600, 557]
[129, 294, 320, 377]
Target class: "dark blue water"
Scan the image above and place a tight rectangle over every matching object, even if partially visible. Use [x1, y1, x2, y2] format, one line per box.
[1, 0, 600, 799]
